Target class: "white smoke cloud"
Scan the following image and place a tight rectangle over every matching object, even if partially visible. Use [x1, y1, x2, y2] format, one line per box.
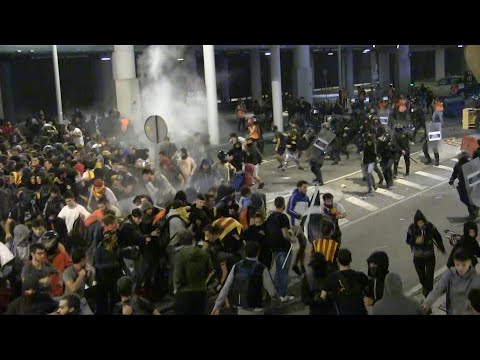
[137, 45, 208, 142]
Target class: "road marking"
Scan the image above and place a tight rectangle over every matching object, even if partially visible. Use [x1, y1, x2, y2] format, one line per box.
[282, 177, 291, 180]
[266, 150, 423, 204]
[436, 165, 454, 172]
[415, 171, 448, 181]
[374, 188, 405, 200]
[344, 196, 379, 211]
[342, 178, 449, 230]
[405, 265, 447, 297]
[395, 178, 427, 190]
[338, 218, 349, 226]
[262, 159, 276, 164]
[450, 158, 459, 162]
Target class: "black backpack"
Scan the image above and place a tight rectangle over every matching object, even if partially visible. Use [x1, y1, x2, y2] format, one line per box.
[18, 189, 41, 225]
[154, 214, 187, 249]
[231, 260, 265, 309]
[333, 271, 366, 315]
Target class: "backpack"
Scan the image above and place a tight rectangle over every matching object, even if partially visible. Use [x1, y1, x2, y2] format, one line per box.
[18, 189, 41, 225]
[231, 171, 246, 191]
[231, 260, 265, 309]
[71, 215, 89, 251]
[154, 214, 186, 249]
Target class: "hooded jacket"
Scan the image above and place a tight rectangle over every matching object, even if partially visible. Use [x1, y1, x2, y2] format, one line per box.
[173, 245, 213, 293]
[9, 225, 32, 277]
[447, 221, 480, 268]
[406, 210, 445, 258]
[366, 251, 390, 303]
[287, 188, 310, 226]
[424, 266, 480, 315]
[192, 159, 219, 194]
[371, 273, 425, 315]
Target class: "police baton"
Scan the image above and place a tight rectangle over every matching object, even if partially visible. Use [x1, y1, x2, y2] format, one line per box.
[409, 155, 418, 164]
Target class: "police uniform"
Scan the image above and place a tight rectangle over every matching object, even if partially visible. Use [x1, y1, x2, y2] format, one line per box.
[393, 127, 412, 177]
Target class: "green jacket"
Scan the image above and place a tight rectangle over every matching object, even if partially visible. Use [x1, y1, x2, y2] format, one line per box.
[174, 246, 213, 293]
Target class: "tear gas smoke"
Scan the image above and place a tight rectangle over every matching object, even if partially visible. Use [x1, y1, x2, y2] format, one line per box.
[137, 45, 208, 142]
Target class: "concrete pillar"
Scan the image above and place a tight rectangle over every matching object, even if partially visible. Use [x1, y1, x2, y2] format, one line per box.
[337, 45, 342, 88]
[202, 45, 220, 145]
[435, 47, 445, 81]
[310, 52, 315, 92]
[220, 54, 230, 103]
[0, 75, 4, 119]
[112, 45, 140, 127]
[250, 48, 262, 102]
[378, 50, 390, 92]
[52, 45, 64, 125]
[345, 48, 354, 96]
[293, 45, 313, 104]
[270, 45, 284, 132]
[397, 45, 411, 96]
[371, 51, 379, 83]
[0, 62, 15, 123]
[188, 48, 198, 92]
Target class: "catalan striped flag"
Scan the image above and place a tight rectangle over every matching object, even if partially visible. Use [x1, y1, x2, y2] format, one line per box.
[213, 217, 243, 241]
[312, 238, 339, 263]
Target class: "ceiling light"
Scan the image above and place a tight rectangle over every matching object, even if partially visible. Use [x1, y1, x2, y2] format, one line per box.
[177, 58, 184, 61]
[101, 57, 111, 61]
[17, 50, 22, 53]
[265, 52, 271, 56]
[373, 45, 376, 48]
[396, 45, 400, 49]
[363, 49, 370, 53]
[30, 50, 34, 53]
[328, 52, 334, 56]
[458, 45, 464, 48]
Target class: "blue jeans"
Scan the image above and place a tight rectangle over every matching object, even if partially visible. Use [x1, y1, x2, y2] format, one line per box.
[273, 251, 292, 297]
[365, 162, 375, 191]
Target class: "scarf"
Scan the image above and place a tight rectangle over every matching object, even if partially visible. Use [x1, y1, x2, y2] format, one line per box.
[93, 184, 106, 200]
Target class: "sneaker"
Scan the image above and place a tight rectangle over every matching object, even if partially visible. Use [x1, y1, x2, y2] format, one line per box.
[280, 295, 295, 303]
[292, 265, 302, 276]
[405, 172, 409, 176]
[373, 184, 377, 190]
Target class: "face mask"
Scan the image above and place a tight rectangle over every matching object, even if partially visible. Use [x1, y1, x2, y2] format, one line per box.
[369, 265, 378, 277]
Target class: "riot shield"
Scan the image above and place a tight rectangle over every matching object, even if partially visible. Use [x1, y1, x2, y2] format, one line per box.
[313, 128, 336, 151]
[462, 157, 480, 207]
[427, 122, 442, 142]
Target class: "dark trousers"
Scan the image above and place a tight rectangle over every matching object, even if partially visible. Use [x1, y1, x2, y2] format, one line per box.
[310, 159, 324, 183]
[423, 140, 439, 162]
[413, 123, 426, 142]
[394, 150, 410, 175]
[175, 291, 207, 315]
[380, 158, 394, 187]
[413, 256, 435, 297]
[96, 280, 120, 315]
[237, 117, 246, 132]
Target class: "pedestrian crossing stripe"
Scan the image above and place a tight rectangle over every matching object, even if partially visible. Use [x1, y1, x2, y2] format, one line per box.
[436, 165, 454, 172]
[338, 218, 349, 226]
[374, 188, 405, 200]
[415, 171, 448, 181]
[345, 196, 379, 211]
[395, 178, 427, 190]
[450, 158, 459, 162]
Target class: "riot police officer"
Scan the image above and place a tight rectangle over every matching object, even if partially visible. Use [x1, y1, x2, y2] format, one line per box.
[329, 115, 349, 165]
[377, 133, 398, 189]
[306, 130, 326, 185]
[393, 125, 413, 177]
[411, 101, 426, 143]
[449, 151, 479, 219]
[423, 132, 440, 166]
